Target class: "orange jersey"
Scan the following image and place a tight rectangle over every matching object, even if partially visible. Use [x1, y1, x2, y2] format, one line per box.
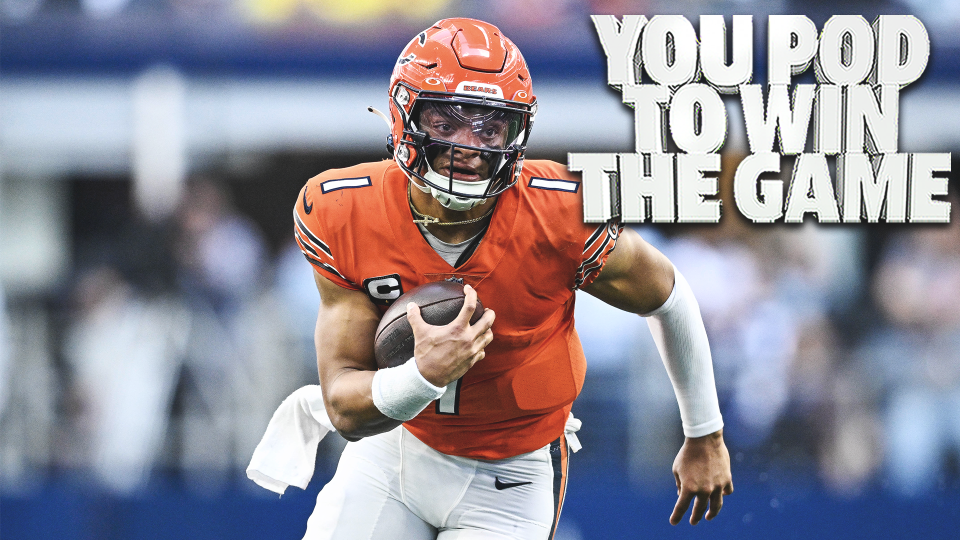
[294, 159, 621, 460]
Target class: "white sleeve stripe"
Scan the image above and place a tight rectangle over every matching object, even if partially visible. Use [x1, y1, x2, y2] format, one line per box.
[582, 223, 605, 252]
[578, 253, 609, 281]
[294, 212, 332, 257]
[578, 251, 604, 274]
[581, 255, 608, 274]
[295, 228, 319, 257]
[301, 252, 347, 281]
[294, 224, 329, 259]
[293, 210, 333, 258]
[579, 228, 615, 268]
[574, 222, 621, 289]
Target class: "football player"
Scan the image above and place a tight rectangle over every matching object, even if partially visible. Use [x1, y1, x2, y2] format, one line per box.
[293, 18, 732, 540]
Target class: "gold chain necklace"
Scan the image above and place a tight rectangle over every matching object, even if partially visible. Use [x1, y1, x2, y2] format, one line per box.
[407, 183, 494, 226]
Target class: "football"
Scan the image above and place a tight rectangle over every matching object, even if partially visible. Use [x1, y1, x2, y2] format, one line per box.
[374, 281, 485, 369]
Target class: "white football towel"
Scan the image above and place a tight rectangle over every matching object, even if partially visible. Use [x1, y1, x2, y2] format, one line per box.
[247, 385, 584, 495]
[564, 412, 583, 453]
[246, 385, 335, 495]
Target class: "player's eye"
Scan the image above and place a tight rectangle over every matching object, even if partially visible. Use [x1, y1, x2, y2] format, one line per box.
[480, 124, 506, 143]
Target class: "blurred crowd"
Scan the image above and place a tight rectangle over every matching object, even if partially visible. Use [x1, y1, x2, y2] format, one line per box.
[1, 159, 958, 499]
[1, 178, 322, 494]
[582, 160, 960, 499]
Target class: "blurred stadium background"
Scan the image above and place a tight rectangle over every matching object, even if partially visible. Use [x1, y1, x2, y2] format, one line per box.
[2, 0, 960, 538]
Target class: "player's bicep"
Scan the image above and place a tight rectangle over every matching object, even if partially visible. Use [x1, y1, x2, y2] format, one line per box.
[313, 270, 380, 378]
[313, 270, 403, 439]
[581, 228, 674, 314]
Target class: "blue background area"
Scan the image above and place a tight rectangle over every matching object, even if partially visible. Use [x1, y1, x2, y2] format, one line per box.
[3, 467, 959, 540]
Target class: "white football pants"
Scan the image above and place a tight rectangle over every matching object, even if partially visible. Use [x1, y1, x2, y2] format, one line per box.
[303, 425, 570, 540]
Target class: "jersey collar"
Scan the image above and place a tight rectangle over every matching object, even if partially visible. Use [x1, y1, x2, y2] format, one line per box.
[382, 162, 519, 281]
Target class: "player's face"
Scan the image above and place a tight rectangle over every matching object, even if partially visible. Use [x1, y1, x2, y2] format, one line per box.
[418, 103, 513, 182]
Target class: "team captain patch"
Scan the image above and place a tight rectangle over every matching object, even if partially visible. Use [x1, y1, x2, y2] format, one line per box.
[528, 177, 579, 193]
[321, 176, 373, 194]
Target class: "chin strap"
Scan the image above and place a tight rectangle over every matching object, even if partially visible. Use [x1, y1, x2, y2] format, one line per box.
[421, 167, 491, 211]
[407, 183, 494, 226]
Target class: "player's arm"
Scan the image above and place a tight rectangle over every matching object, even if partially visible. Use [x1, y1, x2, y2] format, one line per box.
[579, 227, 674, 314]
[582, 228, 733, 525]
[312, 269, 401, 441]
[313, 270, 495, 441]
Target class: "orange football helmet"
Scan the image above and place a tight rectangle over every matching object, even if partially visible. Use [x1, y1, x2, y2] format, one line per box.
[387, 18, 537, 210]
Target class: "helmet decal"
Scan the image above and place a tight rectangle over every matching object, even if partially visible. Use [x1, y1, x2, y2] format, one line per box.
[455, 81, 503, 98]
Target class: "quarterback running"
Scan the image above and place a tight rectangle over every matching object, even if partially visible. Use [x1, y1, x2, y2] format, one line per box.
[287, 17, 732, 539]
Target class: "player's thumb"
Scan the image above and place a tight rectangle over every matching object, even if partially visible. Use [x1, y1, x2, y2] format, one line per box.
[455, 284, 478, 324]
[406, 302, 425, 333]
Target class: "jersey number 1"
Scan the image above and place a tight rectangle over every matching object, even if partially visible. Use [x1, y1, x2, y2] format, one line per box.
[435, 378, 462, 415]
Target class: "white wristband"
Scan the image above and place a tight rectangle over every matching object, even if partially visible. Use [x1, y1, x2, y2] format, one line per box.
[371, 357, 446, 421]
[644, 266, 724, 438]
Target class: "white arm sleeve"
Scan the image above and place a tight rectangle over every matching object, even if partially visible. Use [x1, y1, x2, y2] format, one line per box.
[643, 266, 724, 438]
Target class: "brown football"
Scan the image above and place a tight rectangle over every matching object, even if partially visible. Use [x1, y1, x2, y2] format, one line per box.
[374, 281, 484, 369]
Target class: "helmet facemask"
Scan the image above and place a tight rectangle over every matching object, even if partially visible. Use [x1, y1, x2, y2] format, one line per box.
[396, 92, 531, 211]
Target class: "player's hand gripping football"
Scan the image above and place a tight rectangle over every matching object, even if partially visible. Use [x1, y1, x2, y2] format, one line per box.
[670, 429, 734, 525]
[406, 284, 495, 388]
